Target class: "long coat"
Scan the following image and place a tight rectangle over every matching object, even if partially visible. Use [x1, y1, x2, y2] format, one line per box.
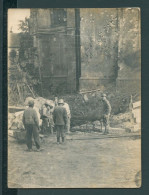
[53, 106, 67, 126]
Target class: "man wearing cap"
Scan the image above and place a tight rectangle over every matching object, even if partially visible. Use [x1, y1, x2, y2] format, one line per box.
[53, 99, 67, 144]
[23, 100, 41, 151]
[101, 94, 111, 134]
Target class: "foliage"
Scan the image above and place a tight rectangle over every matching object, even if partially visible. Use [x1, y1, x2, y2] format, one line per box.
[18, 17, 30, 33]
[9, 16, 41, 105]
[18, 17, 40, 90]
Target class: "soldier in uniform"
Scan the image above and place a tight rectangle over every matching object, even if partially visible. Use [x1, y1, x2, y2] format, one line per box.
[101, 94, 111, 134]
[53, 99, 67, 144]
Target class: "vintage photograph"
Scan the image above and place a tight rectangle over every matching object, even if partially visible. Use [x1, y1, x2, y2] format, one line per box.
[8, 8, 141, 188]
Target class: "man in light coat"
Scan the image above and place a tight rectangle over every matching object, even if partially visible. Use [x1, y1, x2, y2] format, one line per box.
[63, 101, 71, 133]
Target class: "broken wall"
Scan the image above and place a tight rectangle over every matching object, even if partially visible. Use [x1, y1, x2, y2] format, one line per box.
[79, 8, 141, 99]
[80, 8, 119, 91]
[29, 8, 141, 101]
[117, 8, 141, 99]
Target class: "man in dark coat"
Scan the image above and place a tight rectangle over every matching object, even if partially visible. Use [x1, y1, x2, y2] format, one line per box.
[101, 94, 111, 134]
[23, 100, 41, 151]
[53, 99, 67, 144]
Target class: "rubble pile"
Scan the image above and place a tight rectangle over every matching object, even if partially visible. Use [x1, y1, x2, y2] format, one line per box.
[10, 111, 24, 130]
[8, 113, 15, 129]
[110, 112, 132, 126]
[24, 97, 54, 110]
[9, 97, 55, 131]
[71, 120, 102, 132]
[111, 113, 133, 130]
[60, 92, 138, 126]
[71, 109, 140, 133]
[110, 111, 140, 132]
[61, 92, 104, 126]
[8, 94, 141, 141]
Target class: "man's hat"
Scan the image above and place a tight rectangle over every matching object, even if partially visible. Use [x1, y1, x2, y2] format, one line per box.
[101, 93, 106, 97]
[58, 99, 64, 104]
[28, 100, 34, 106]
[45, 101, 53, 108]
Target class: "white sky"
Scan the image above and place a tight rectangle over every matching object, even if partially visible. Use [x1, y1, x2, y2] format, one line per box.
[8, 9, 30, 33]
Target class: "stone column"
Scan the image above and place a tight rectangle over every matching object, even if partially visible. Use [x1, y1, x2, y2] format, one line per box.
[66, 9, 77, 93]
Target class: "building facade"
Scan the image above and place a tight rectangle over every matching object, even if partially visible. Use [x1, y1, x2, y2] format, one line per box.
[29, 8, 141, 96]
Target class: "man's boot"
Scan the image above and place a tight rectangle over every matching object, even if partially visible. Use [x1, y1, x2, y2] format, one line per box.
[104, 126, 109, 134]
[57, 137, 60, 144]
[62, 137, 65, 143]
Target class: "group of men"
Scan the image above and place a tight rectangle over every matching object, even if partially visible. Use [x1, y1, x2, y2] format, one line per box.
[40, 98, 71, 136]
[22, 98, 71, 151]
[22, 94, 111, 152]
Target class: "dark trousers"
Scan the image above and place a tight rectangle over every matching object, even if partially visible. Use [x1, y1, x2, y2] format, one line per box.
[56, 125, 65, 142]
[102, 114, 110, 126]
[25, 124, 40, 149]
[42, 118, 48, 134]
[42, 118, 53, 134]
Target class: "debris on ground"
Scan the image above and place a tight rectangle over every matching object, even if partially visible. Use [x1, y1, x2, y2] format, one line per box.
[71, 121, 102, 132]
[132, 101, 141, 124]
[108, 127, 127, 134]
[8, 94, 141, 142]
[10, 112, 24, 130]
[110, 112, 133, 126]
[8, 113, 15, 129]
[110, 108, 141, 132]
[9, 97, 55, 131]
[24, 97, 54, 110]
[13, 130, 26, 142]
[71, 105, 141, 134]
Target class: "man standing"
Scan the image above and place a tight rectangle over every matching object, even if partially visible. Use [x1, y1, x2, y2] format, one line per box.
[101, 94, 111, 134]
[63, 100, 71, 133]
[23, 100, 41, 151]
[41, 101, 54, 135]
[53, 99, 67, 144]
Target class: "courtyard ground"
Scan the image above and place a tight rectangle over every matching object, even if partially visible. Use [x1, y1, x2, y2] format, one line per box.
[8, 132, 141, 188]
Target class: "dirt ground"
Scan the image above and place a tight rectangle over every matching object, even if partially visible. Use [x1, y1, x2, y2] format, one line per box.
[8, 132, 141, 188]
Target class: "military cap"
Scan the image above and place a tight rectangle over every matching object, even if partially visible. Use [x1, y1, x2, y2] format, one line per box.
[28, 100, 34, 106]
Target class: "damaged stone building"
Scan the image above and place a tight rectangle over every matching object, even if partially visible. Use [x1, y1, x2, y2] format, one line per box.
[29, 8, 141, 96]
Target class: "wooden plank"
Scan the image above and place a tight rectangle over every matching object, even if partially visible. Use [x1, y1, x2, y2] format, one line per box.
[79, 88, 100, 94]
[27, 84, 36, 98]
[8, 106, 25, 113]
[66, 133, 141, 140]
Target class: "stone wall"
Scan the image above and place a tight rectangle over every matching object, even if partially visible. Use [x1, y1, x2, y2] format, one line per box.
[117, 8, 141, 98]
[30, 9, 76, 95]
[80, 8, 119, 91]
[29, 8, 141, 99]
[79, 8, 141, 102]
